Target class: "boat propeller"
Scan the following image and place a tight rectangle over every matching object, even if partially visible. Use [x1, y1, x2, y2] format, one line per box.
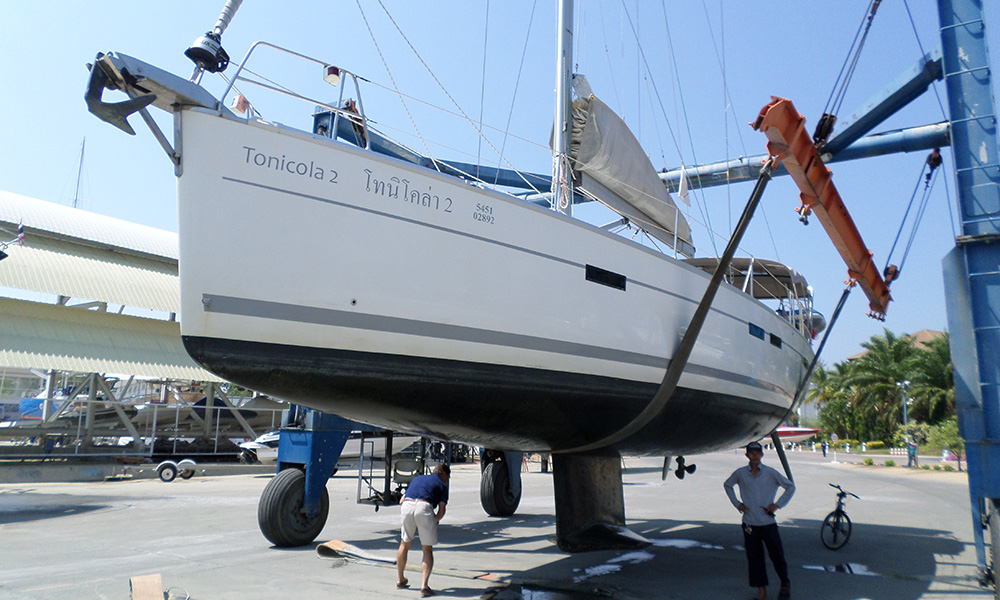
[674, 456, 697, 480]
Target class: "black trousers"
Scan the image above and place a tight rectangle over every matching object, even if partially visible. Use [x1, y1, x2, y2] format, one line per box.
[742, 523, 789, 588]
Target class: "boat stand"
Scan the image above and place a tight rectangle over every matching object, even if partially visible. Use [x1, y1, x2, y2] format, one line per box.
[552, 451, 650, 552]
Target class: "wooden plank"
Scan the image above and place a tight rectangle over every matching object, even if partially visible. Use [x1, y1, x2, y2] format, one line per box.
[129, 573, 163, 600]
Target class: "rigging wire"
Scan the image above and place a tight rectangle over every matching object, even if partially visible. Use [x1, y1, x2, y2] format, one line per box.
[619, 0, 721, 256]
[493, 0, 538, 184]
[355, 0, 436, 166]
[900, 167, 940, 272]
[720, 1, 730, 233]
[814, 0, 882, 145]
[574, 0, 582, 72]
[901, 0, 956, 238]
[882, 151, 942, 281]
[941, 161, 958, 239]
[477, 1, 490, 169]
[596, 3, 625, 125]
[372, 0, 546, 197]
[902, 0, 949, 121]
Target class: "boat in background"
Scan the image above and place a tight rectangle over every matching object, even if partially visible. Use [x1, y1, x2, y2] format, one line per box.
[239, 429, 422, 465]
[769, 425, 821, 444]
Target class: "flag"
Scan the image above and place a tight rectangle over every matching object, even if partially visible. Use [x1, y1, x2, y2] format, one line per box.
[678, 166, 691, 206]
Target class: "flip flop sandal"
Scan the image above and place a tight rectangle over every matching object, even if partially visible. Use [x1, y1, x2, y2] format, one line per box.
[396, 579, 409, 589]
[420, 588, 434, 597]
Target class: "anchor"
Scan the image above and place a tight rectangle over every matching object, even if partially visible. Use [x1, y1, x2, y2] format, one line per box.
[84, 54, 156, 136]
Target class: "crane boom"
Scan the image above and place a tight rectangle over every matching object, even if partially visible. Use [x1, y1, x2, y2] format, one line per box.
[752, 96, 892, 319]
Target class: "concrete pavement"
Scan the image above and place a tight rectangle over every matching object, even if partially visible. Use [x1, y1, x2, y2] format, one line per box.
[0, 450, 989, 599]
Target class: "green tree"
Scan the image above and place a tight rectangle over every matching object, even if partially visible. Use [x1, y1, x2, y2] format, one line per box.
[907, 334, 954, 424]
[926, 416, 965, 470]
[841, 329, 918, 442]
[809, 362, 857, 439]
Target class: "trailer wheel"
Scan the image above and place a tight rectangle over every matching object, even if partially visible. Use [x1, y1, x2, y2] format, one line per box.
[178, 459, 197, 480]
[481, 460, 520, 516]
[157, 461, 178, 483]
[258, 468, 329, 547]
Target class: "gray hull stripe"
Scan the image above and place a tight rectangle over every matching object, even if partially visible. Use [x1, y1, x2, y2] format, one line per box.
[201, 293, 789, 397]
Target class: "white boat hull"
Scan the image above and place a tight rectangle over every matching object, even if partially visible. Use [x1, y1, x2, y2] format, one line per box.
[176, 108, 813, 454]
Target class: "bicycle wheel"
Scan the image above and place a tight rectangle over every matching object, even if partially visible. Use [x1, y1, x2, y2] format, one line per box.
[821, 510, 852, 549]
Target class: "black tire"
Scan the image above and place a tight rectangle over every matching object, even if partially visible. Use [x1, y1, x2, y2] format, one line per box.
[258, 468, 329, 547]
[180, 470, 195, 480]
[158, 464, 178, 483]
[480, 460, 520, 516]
[820, 510, 852, 549]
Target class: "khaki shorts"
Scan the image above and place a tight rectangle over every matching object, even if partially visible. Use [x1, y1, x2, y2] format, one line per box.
[401, 500, 438, 546]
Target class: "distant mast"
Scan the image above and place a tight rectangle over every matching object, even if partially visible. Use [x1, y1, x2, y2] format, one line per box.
[552, 0, 573, 216]
[73, 138, 85, 209]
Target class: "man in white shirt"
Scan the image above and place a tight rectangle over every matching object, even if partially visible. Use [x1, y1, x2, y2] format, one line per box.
[724, 441, 795, 600]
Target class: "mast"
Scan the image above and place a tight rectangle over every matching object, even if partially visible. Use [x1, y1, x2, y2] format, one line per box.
[552, 0, 573, 216]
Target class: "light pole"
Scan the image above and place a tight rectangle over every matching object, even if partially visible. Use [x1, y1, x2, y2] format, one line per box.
[896, 380, 911, 425]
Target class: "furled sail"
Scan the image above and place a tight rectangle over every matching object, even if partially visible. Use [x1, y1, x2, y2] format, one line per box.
[566, 85, 695, 257]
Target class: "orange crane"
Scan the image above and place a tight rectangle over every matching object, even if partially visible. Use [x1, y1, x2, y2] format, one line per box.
[752, 96, 893, 319]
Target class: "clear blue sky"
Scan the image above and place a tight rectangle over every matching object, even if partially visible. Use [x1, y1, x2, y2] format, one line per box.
[1, 1, 998, 365]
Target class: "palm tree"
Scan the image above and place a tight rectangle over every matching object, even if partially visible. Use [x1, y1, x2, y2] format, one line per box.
[810, 362, 856, 439]
[842, 329, 918, 442]
[908, 334, 954, 424]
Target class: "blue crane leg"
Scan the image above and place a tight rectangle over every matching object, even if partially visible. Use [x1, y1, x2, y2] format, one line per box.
[938, 0, 1000, 577]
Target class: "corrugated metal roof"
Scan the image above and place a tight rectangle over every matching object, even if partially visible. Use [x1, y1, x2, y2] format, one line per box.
[0, 297, 221, 381]
[0, 191, 178, 261]
[0, 245, 179, 313]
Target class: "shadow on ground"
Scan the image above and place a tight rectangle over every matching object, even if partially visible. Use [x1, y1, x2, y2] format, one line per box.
[448, 516, 978, 599]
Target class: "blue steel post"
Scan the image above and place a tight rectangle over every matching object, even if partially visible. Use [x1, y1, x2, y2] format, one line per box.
[938, 0, 1000, 579]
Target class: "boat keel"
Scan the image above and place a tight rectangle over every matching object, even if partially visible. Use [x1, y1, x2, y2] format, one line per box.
[552, 451, 650, 552]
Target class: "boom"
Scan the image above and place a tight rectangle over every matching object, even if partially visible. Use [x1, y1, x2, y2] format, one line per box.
[753, 96, 893, 319]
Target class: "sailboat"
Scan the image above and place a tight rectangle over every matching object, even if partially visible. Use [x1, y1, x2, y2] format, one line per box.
[86, 0, 821, 550]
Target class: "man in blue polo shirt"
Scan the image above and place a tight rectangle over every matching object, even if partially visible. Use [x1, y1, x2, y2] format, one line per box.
[396, 463, 450, 597]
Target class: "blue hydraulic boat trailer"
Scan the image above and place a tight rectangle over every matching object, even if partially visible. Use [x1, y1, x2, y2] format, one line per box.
[257, 405, 523, 548]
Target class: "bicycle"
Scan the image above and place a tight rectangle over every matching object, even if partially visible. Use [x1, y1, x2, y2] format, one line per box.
[821, 483, 860, 550]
